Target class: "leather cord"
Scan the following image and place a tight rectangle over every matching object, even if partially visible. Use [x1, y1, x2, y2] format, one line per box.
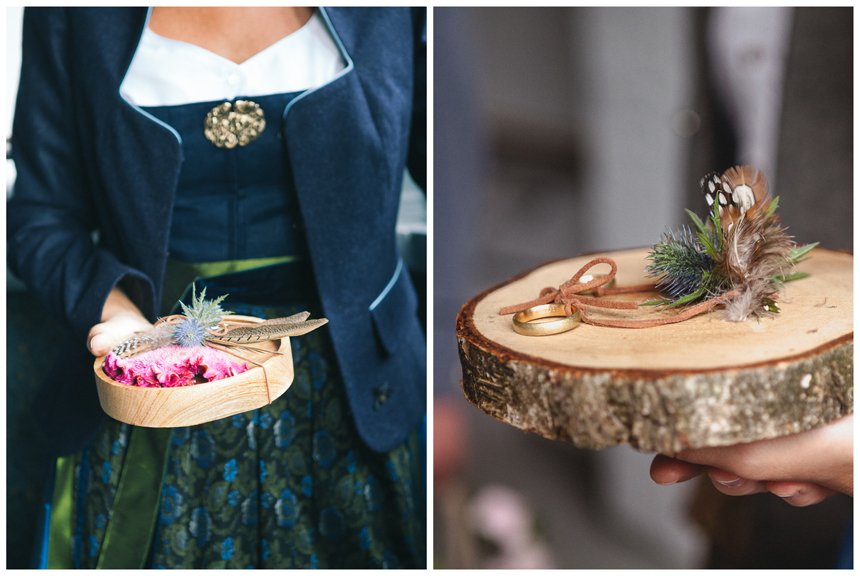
[501, 257, 743, 329]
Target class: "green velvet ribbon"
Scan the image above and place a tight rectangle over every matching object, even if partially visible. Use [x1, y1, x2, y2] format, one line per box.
[95, 427, 174, 568]
[47, 456, 75, 569]
[161, 256, 297, 316]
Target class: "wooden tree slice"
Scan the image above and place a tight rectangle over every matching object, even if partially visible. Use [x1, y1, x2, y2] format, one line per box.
[456, 247, 853, 454]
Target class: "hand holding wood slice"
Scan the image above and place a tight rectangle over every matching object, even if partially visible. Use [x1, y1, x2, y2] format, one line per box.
[456, 247, 853, 454]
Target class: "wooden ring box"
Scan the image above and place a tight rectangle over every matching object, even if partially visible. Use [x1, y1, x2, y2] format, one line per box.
[94, 315, 294, 427]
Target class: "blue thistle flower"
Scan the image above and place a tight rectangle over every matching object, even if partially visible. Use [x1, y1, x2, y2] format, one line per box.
[173, 317, 208, 347]
[172, 286, 231, 347]
[646, 226, 725, 306]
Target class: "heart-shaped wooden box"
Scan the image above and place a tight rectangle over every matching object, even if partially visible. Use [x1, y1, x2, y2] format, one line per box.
[94, 315, 294, 427]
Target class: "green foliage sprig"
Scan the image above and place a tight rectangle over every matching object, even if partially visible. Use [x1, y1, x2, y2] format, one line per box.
[644, 197, 817, 313]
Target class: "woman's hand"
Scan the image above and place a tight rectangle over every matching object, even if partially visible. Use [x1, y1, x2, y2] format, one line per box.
[87, 287, 153, 357]
[650, 414, 853, 507]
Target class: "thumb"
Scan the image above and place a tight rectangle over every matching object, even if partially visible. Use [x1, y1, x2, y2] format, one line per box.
[88, 315, 153, 357]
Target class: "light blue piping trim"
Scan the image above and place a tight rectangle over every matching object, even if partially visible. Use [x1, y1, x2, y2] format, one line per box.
[369, 258, 403, 312]
[282, 7, 354, 121]
[38, 502, 51, 568]
[118, 7, 182, 145]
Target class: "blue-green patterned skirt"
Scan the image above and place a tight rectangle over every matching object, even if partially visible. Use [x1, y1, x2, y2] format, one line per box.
[46, 270, 425, 568]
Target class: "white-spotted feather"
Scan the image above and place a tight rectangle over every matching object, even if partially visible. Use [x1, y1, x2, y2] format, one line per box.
[701, 165, 771, 230]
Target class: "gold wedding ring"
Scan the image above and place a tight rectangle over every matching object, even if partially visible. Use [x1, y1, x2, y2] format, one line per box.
[512, 303, 581, 336]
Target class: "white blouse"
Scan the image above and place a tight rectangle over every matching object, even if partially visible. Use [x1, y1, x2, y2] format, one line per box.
[120, 10, 346, 107]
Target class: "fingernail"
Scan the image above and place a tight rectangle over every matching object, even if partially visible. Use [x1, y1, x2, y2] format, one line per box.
[90, 334, 107, 354]
[715, 476, 744, 488]
[773, 490, 800, 499]
[655, 480, 677, 486]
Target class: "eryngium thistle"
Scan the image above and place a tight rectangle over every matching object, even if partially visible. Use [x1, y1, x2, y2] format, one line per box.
[173, 317, 209, 347]
[174, 286, 231, 347]
[647, 226, 722, 300]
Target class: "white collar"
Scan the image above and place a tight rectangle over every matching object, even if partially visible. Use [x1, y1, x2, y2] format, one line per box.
[120, 11, 346, 107]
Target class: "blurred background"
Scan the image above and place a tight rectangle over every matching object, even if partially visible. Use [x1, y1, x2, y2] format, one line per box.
[434, 6, 852, 569]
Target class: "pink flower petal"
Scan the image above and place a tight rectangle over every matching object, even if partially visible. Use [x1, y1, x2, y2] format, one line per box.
[104, 346, 248, 388]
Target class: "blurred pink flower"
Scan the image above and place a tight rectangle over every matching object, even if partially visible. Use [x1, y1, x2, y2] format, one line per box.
[469, 484, 555, 569]
[105, 345, 248, 387]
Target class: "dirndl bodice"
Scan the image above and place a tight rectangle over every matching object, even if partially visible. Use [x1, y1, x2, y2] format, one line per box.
[145, 93, 309, 266]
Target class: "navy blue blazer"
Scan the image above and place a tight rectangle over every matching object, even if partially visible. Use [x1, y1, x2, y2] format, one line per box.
[8, 7, 427, 455]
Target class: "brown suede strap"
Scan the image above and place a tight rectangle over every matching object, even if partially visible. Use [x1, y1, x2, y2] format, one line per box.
[579, 288, 742, 329]
[499, 257, 639, 316]
[500, 257, 741, 329]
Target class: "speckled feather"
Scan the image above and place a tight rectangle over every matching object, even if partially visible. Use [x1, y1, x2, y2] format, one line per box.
[716, 204, 793, 321]
[214, 315, 329, 343]
[110, 308, 328, 359]
[111, 323, 177, 358]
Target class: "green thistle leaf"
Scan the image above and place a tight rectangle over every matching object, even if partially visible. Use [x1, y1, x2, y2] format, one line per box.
[788, 242, 819, 264]
[685, 209, 707, 235]
[178, 285, 232, 330]
[777, 272, 811, 283]
[696, 230, 719, 259]
[710, 206, 724, 253]
[660, 285, 707, 310]
[763, 196, 780, 219]
[639, 299, 671, 307]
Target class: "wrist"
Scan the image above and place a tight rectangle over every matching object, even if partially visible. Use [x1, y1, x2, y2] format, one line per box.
[818, 415, 853, 496]
[101, 286, 146, 323]
[89, 287, 152, 357]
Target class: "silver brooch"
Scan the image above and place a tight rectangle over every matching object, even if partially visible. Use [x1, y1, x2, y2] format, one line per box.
[203, 100, 266, 149]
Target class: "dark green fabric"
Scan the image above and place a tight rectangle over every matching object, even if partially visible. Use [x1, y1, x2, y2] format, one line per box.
[96, 427, 173, 568]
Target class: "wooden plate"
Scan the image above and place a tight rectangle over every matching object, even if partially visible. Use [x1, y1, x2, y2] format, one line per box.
[94, 315, 294, 427]
[456, 247, 853, 454]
